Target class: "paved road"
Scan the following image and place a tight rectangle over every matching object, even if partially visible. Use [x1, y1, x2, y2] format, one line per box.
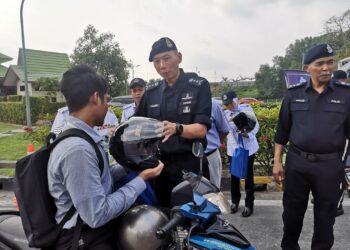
[1, 190, 349, 249]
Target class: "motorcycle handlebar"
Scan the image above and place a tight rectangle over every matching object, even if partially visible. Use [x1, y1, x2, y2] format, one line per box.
[156, 212, 184, 239]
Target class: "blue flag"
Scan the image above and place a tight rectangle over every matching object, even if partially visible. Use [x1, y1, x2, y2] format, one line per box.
[283, 69, 310, 88]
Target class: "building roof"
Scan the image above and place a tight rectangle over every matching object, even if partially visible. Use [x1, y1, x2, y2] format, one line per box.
[0, 65, 8, 78]
[0, 53, 13, 64]
[3, 49, 70, 86]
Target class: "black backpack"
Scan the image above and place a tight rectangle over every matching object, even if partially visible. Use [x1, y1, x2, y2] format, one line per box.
[14, 128, 104, 248]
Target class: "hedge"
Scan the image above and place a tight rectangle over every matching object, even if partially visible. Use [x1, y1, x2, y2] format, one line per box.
[7, 95, 23, 102]
[0, 96, 47, 124]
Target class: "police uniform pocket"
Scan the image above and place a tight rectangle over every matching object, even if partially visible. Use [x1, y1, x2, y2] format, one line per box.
[148, 104, 160, 118]
[290, 100, 309, 123]
[177, 99, 197, 123]
[323, 99, 346, 124]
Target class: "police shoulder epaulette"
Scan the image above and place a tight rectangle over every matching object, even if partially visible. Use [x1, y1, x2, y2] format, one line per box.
[239, 103, 250, 108]
[287, 82, 306, 90]
[334, 80, 350, 87]
[58, 106, 68, 113]
[146, 81, 161, 91]
[188, 77, 206, 87]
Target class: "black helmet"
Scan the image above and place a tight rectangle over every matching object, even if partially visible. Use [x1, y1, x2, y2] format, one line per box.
[232, 112, 257, 132]
[109, 117, 163, 171]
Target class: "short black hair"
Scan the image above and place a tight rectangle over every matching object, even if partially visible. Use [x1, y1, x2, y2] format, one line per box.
[60, 64, 109, 112]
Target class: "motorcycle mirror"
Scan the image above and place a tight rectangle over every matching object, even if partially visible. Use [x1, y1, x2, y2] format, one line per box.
[171, 180, 194, 207]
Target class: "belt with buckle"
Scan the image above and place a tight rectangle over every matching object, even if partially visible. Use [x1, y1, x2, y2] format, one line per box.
[205, 148, 217, 157]
[289, 144, 342, 162]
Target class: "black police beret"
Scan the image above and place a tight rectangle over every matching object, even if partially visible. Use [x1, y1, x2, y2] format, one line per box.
[130, 78, 146, 88]
[221, 91, 237, 105]
[332, 70, 348, 80]
[149, 37, 178, 62]
[303, 43, 334, 65]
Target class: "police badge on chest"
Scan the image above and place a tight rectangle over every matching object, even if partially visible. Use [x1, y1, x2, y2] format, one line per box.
[181, 92, 193, 113]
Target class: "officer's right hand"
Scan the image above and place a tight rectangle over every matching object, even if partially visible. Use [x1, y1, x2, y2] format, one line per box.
[273, 161, 284, 183]
[139, 160, 164, 181]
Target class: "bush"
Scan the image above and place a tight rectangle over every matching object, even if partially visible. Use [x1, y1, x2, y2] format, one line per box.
[111, 106, 123, 122]
[0, 96, 49, 124]
[0, 96, 7, 102]
[0, 102, 26, 124]
[7, 95, 23, 102]
[253, 103, 280, 175]
[24, 125, 51, 145]
[44, 102, 66, 114]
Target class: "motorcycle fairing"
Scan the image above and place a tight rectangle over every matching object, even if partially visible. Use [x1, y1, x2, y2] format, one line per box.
[179, 193, 221, 221]
[189, 235, 254, 250]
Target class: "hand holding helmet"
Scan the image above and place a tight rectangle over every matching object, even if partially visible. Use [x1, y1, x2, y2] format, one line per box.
[109, 117, 164, 171]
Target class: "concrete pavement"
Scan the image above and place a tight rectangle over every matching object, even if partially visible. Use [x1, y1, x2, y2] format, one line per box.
[1, 189, 349, 249]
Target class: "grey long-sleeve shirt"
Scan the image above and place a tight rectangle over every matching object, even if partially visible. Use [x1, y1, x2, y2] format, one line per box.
[48, 116, 146, 229]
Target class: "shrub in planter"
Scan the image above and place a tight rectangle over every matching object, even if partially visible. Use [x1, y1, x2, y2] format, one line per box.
[111, 106, 123, 122]
[253, 103, 280, 176]
[24, 125, 51, 146]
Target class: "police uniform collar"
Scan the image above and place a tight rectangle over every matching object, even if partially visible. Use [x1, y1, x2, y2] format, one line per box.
[164, 68, 185, 89]
[305, 79, 334, 92]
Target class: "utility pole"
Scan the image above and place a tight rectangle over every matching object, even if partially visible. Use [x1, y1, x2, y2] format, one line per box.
[20, 0, 32, 128]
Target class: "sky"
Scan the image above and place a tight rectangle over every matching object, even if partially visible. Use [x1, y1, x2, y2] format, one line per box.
[1, 0, 349, 82]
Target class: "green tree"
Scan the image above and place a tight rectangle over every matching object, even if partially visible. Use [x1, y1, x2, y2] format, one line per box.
[254, 64, 280, 99]
[71, 25, 129, 96]
[32, 77, 60, 97]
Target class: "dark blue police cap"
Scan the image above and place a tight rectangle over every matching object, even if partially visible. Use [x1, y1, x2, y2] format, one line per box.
[130, 78, 146, 89]
[332, 70, 348, 80]
[303, 43, 334, 65]
[149, 37, 178, 62]
[221, 91, 237, 105]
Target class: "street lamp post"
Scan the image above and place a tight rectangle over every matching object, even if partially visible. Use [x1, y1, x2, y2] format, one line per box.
[20, 0, 32, 128]
[131, 64, 140, 79]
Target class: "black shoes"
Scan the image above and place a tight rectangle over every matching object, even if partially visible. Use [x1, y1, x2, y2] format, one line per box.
[231, 203, 254, 217]
[242, 207, 254, 217]
[230, 204, 239, 214]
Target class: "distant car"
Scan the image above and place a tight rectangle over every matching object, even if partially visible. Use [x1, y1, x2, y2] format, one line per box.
[239, 97, 264, 105]
[109, 95, 133, 107]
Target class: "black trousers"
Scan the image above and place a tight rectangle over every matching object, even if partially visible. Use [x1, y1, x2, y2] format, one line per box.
[228, 154, 255, 208]
[156, 152, 209, 208]
[281, 150, 343, 250]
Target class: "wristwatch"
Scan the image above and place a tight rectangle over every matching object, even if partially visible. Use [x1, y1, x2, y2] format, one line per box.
[175, 123, 183, 135]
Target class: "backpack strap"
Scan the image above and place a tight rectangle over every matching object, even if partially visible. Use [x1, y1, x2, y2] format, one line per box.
[48, 128, 105, 249]
[49, 128, 104, 173]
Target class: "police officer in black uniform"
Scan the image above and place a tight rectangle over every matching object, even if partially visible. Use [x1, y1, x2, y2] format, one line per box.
[135, 37, 212, 207]
[273, 43, 350, 250]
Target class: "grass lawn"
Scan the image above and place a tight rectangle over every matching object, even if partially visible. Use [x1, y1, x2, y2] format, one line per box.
[0, 133, 42, 161]
[0, 122, 22, 133]
[0, 168, 15, 177]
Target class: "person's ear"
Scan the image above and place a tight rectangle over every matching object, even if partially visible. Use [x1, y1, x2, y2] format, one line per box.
[303, 65, 309, 72]
[178, 52, 182, 64]
[90, 91, 100, 104]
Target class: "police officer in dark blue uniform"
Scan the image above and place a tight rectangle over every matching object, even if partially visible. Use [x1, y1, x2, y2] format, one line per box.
[135, 37, 212, 207]
[273, 43, 350, 250]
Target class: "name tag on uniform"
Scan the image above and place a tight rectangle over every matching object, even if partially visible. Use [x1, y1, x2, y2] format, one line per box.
[149, 104, 160, 108]
[294, 99, 307, 103]
[330, 99, 343, 104]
